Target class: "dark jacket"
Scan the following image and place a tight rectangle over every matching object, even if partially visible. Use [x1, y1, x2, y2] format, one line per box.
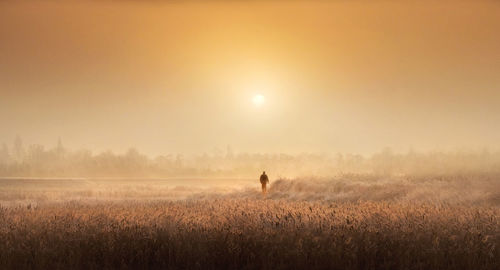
[260, 173, 269, 184]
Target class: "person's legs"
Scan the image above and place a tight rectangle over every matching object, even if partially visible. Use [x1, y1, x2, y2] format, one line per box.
[261, 183, 267, 194]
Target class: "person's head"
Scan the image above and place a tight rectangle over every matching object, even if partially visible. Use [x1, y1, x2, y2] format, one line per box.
[263, 171, 266, 174]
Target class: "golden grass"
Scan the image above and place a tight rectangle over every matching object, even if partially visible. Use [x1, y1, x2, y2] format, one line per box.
[1, 198, 498, 270]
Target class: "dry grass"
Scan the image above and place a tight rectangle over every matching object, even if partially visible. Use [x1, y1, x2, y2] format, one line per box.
[0, 175, 499, 269]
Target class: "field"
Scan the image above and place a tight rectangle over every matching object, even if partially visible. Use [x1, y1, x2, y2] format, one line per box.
[1, 175, 499, 270]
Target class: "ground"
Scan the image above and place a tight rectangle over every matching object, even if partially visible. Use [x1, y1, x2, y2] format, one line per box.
[0, 175, 499, 269]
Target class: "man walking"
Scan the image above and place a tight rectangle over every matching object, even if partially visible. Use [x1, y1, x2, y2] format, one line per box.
[260, 171, 269, 195]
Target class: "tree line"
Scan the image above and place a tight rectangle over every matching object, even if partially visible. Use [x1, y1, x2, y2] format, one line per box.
[1, 136, 500, 178]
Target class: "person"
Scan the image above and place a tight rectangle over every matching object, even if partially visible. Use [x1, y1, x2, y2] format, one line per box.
[260, 171, 269, 195]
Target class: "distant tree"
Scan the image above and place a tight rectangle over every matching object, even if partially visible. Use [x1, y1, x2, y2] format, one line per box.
[175, 154, 184, 169]
[225, 145, 234, 159]
[124, 148, 148, 173]
[0, 143, 9, 164]
[26, 144, 45, 164]
[56, 137, 66, 155]
[13, 135, 25, 162]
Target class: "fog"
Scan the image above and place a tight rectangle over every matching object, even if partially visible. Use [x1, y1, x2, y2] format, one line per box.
[2, 137, 500, 178]
[1, 0, 500, 207]
[1, 0, 500, 155]
[2, 173, 499, 208]
[1, 139, 500, 208]
[1, 2, 499, 270]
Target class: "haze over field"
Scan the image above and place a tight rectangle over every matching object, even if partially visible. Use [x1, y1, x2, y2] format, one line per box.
[1, 1, 499, 269]
[1, 0, 499, 156]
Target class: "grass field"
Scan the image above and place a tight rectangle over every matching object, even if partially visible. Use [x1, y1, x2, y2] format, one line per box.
[0, 175, 499, 270]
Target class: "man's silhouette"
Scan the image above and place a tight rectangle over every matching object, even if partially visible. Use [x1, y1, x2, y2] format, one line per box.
[260, 171, 269, 195]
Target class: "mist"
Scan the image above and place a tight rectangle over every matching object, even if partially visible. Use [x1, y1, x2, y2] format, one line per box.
[2, 137, 500, 178]
[1, 0, 500, 156]
[2, 1, 500, 269]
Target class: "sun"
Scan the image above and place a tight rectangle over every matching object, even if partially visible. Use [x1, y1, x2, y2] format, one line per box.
[252, 94, 266, 107]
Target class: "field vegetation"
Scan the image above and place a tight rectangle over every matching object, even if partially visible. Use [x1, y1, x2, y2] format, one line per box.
[0, 173, 499, 269]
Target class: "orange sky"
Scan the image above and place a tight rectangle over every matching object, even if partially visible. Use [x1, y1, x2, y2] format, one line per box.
[1, 0, 499, 155]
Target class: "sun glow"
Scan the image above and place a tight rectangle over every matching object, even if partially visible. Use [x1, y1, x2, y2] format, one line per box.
[252, 94, 266, 107]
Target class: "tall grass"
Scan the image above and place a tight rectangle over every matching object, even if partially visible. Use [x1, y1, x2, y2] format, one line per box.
[0, 175, 498, 269]
[0, 200, 498, 269]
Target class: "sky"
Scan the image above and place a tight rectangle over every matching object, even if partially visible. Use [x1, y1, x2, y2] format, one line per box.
[1, 0, 499, 156]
